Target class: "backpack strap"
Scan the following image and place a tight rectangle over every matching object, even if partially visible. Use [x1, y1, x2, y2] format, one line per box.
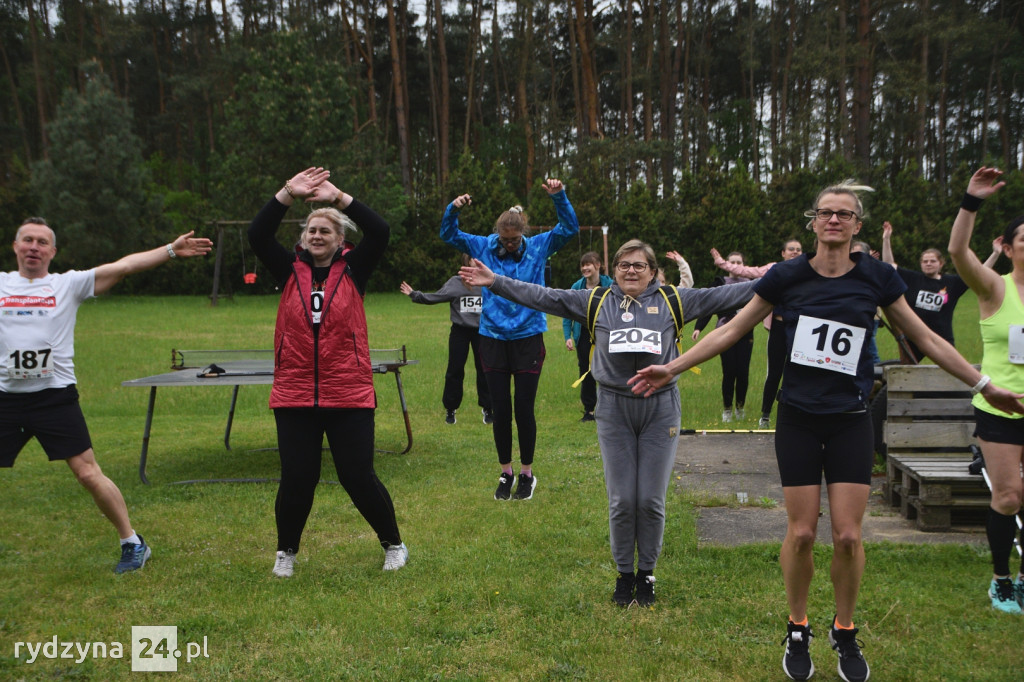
[658, 284, 701, 375]
[572, 287, 612, 388]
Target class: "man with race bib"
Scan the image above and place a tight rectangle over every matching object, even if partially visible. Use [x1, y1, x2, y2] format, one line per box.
[0, 217, 212, 573]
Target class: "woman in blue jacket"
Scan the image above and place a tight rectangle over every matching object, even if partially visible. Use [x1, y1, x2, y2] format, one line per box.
[564, 251, 613, 422]
[441, 179, 579, 500]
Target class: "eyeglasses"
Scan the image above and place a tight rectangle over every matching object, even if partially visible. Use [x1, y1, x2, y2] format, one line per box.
[812, 209, 859, 222]
[616, 261, 649, 272]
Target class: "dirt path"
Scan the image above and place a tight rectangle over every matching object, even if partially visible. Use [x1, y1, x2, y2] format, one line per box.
[673, 432, 986, 547]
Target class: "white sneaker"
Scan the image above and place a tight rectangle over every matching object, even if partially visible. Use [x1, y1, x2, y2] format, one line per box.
[735, 407, 745, 420]
[273, 550, 296, 578]
[383, 542, 408, 571]
[758, 417, 770, 429]
[722, 409, 732, 423]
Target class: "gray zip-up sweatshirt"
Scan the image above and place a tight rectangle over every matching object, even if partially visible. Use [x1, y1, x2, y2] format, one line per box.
[489, 276, 757, 397]
[408, 276, 483, 328]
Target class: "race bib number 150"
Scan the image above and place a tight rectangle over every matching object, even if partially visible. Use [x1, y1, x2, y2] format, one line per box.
[789, 315, 865, 376]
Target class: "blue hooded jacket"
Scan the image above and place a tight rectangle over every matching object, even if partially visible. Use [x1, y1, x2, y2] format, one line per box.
[440, 190, 579, 340]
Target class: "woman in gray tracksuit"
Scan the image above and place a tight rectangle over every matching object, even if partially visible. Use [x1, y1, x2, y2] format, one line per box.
[460, 239, 756, 607]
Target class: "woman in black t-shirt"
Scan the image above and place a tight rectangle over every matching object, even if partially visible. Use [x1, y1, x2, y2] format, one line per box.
[881, 221, 1000, 361]
[630, 181, 1024, 682]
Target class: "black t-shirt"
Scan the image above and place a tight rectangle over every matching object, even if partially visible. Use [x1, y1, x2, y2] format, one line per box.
[754, 252, 906, 413]
[895, 267, 968, 345]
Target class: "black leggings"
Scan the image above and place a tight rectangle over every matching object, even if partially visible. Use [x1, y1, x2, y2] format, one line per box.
[721, 329, 754, 409]
[273, 407, 401, 553]
[760, 318, 787, 418]
[442, 323, 491, 412]
[485, 370, 541, 466]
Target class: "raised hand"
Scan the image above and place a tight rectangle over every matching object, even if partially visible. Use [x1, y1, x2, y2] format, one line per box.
[966, 166, 1006, 200]
[399, 281, 413, 296]
[285, 167, 330, 199]
[451, 194, 472, 209]
[542, 178, 564, 194]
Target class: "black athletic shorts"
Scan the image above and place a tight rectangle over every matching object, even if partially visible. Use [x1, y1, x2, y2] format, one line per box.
[973, 406, 1024, 446]
[479, 333, 546, 374]
[774, 402, 874, 486]
[0, 385, 93, 466]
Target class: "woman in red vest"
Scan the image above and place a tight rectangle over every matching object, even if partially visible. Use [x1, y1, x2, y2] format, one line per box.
[248, 167, 406, 578]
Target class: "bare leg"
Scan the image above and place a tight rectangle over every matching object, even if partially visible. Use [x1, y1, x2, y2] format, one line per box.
[826, 482, 870, 626]
[780, 484, 822, 621]
[66, 449, 133, 539]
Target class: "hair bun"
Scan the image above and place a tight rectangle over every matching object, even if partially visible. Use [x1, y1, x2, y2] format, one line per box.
[508, 205, 523, 214]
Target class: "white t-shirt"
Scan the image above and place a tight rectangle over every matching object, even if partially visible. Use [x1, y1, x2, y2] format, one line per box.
[0, 270, 95, 392]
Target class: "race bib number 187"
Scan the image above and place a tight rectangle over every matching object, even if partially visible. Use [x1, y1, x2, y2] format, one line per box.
[7, 348, 53, 379]
[789, 315, 865, 376]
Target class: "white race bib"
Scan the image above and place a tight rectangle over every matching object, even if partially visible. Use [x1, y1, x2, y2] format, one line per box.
[7, 347, 54, 379]
[1008, 325, 1024, 364]
[310, 291, 325, 324]
[460, 295, 482, 314]
[608, 327, 662, 354]
[790, 315, 865, 376]
[915, 289, 945, 312]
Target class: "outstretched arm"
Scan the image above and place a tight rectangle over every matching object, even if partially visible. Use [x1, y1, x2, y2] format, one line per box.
[887, 296, 1024, 415]
[710, 248, 772, 278]
[629, 295, 773, 396]
[93, 231, 213, 295]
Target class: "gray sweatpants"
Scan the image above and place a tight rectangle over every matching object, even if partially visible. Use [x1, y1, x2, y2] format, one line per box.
[595, 387, 681, 573]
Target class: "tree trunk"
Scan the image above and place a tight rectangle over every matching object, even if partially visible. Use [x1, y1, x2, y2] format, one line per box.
[515, 0, 536, 194]
[571, 0, 602, 138]
[914, 0, 928, 174]
[463, 0, 481, 151]
[385, 0, 412, 193]
[854, 0, 872, 169]
[26, 0, 49, 156]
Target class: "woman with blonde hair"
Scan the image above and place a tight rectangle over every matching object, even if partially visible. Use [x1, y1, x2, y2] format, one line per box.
[249, 167, 407, 577]
[631, 179, 1024, 681]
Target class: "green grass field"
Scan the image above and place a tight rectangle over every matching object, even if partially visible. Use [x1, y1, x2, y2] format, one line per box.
[0, 291, 1018, 681]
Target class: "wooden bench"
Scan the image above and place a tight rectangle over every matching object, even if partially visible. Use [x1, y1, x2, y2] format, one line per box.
[882, 364, 990, 530]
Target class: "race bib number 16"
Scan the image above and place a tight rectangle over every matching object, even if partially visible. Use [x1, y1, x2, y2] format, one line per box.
[789, 315, 865, 376]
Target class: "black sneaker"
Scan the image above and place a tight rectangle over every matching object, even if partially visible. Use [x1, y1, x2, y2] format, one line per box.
[635, 571, 656, 606]
[512, 473, 537, 500]
[115, 535, 151, 574]
[445, 410, 456, 425]
[781, 620, 814, 681]
[613, 572, 635, 606]
[580, 412, 596, 422]
[494, 472, 515, 500]
[482, 409, 494, 425]
[829, 620, 869, 682]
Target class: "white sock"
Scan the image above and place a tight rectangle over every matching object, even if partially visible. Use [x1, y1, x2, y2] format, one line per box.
[120, 532, 141, 546]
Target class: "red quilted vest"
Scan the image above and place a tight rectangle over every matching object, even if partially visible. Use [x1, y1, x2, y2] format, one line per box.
[269, 257, 375, 409]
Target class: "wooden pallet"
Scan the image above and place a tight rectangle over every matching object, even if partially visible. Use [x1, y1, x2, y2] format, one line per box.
[882, 365, 989, 531]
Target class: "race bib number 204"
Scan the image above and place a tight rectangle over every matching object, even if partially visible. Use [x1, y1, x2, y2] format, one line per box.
[789, 315, 866, 376]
